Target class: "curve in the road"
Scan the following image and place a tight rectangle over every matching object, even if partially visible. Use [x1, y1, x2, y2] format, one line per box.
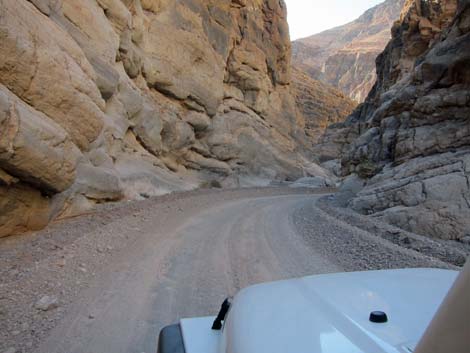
[36, 194, 339, 353]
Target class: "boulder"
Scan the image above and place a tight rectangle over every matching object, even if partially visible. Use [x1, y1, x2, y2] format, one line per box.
[0, 84, 81, 193]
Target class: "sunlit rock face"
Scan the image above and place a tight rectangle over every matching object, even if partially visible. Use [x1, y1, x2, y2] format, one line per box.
[292, 0, 405, 103]
[317, 0, 470, 240]
[0, 0, 322, 237]
[291, 67, 356, 145]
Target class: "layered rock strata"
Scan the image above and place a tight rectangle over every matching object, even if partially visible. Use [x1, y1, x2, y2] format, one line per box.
[291, 67, 355, 144]
[316, 0, 469, 240]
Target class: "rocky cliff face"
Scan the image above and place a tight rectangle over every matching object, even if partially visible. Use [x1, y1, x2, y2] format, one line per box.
[317, 0, 470, 241]
[292, 0, 405, 102]
[291, 67, 355, 145]
[0, 0, 319, 237]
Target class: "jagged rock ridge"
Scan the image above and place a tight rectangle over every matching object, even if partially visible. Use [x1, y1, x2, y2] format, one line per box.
[316, 0, 470, 240]
[292, 0, 405, 102]
[0, 0, 322, 237]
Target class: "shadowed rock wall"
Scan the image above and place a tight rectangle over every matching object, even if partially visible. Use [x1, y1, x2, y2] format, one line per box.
[316, 0, 470, 240]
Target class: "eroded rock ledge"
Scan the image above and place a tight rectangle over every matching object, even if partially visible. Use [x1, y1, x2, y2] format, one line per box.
[315, 0, 470, 240]
[0, 0, 321, 237]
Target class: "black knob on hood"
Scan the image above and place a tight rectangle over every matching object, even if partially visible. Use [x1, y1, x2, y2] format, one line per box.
[369, 311, 388, 323]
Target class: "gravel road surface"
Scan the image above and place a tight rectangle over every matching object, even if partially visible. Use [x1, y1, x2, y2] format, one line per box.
[0, 188, 453, 353]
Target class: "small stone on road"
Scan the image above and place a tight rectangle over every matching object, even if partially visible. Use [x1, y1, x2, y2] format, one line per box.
[35, 296, 59, 311]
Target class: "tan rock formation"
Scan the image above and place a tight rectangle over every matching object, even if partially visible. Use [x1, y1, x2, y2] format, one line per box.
[291, 67, 356, 145]
[0, 85, 81, 193]
[317, 0, 469, 240]
[0, 183, 51, 238]
[292, 0, 405, 102]
[0, 0, 320, 237]
[0, 0, 106, 150]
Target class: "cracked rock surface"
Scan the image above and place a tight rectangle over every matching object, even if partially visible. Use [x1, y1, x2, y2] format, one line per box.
[315, 0, 470, 240]
[0, 0, 324, 237]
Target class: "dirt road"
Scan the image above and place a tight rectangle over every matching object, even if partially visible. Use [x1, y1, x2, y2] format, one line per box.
[0, 188, 450, 353]
[35, 192, 341, 353]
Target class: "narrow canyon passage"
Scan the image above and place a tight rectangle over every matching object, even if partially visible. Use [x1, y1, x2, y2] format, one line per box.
[17, 189, 445, 353]
[1, 1, 468, 353]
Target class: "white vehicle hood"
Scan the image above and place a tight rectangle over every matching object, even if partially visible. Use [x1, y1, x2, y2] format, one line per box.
[219, 268, 457, 353]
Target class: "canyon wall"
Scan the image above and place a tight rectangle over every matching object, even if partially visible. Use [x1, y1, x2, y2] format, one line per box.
[0, 0, 320, 237]
[292, 0, 405, 102]
[317, 0, 470, 240]
[291, 67, 355, 145]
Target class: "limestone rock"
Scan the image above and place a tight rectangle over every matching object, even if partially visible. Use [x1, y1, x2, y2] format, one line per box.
[317, 0, 469, 240]
[140, 1, 225, 116]
[0, 0, 322, 237]
[95, 0, 132, 34]
[75, 163, 123, 201]
[60, 0, 120, 65]
[207, 108, 306, 180]
[132, 101, 163, 155]
[291, 67, 356, 144]
[0, 183, 50, 238]
[334, 174, 366, 207]
[182, 111, 211, 132]
[88, 57, 120, 100]
[114, 157, 195, 199]
[0, 0, 105, 150]
[0, 84, 81, 193]
[313, 122, 360, 164]
[349, 152, 470, 240]
[182, 150, 232, 175]
[28, 0, 53, 15]
[162, 119, 195, 152]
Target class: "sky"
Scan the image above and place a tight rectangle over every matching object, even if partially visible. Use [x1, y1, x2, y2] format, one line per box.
[284, 0, 385, 40]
